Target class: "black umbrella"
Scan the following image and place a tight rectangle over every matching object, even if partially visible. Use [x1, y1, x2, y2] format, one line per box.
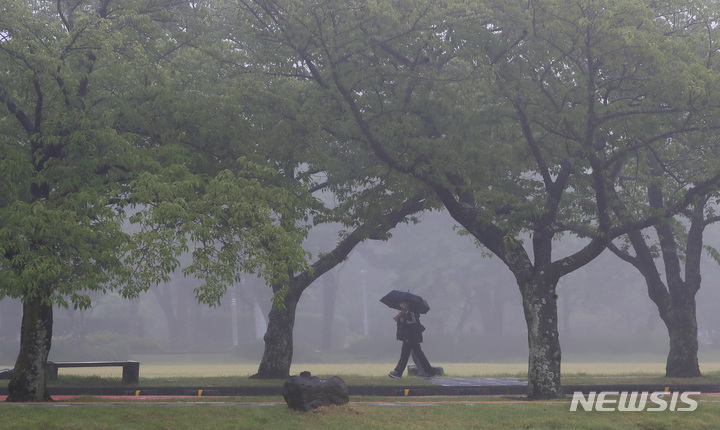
[380, 290, 430, 314]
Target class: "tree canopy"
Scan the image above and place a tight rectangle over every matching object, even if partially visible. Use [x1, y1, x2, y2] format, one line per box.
[0, 0, 312, 401]
[236, 0, 720, 398]
[5, 0, 720, 402]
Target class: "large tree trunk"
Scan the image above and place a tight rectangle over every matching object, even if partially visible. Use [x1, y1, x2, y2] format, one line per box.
[657, 194, 703, 378]
[6, 295, 53, 402]
[436, 187, 579, 400]
[250, 289, 299, 379]
[609, 194, 704, 379]
[661, 199, 703, 378]
[664, 301, 701, 377]
[612, 242, 703, 379]
[520, 278, 563, 399]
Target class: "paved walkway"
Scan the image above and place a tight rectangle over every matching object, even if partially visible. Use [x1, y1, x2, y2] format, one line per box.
[4, 377, 720, 400]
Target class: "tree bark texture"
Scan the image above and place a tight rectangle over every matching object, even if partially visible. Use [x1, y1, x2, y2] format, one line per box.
[520, 279, 564, 399]
[665, 302, 701, 377]
[250, 290, 299, 380]
[656, 197, 703, 378]
[6, 295, 53, 402]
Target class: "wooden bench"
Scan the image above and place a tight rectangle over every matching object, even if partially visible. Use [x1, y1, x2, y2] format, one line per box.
[46, 360, 140, 383]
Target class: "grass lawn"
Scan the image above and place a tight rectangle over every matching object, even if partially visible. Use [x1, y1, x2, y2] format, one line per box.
[3, 354, 719, 386]
[1, 396, 720, 429]
[3, 356, 720, 429]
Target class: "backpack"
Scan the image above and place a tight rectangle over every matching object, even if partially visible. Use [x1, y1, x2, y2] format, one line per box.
[396, 310, 425, 342]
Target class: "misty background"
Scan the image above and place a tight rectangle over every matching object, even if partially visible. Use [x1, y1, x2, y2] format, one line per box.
[2, 209, 720, 365]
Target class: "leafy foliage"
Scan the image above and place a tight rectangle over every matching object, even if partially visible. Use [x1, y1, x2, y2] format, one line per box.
[0, 0, 179, 308]
[124, 160, 313, 306]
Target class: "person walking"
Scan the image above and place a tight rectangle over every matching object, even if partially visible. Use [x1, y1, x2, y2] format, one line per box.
[388, 302, 435, 378]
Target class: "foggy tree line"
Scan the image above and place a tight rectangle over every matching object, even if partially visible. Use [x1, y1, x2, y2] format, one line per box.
[6, 211, 719, 358]
[3, 0, 720, 401]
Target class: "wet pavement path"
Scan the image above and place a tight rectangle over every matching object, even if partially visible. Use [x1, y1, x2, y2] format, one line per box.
[3, 377, 720, 400]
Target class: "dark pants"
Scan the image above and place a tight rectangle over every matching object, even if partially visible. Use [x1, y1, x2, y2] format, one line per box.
[394, 341, 434, 376]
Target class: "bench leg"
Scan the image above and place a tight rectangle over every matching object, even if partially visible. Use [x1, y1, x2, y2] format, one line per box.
[123, 362, 139, 384]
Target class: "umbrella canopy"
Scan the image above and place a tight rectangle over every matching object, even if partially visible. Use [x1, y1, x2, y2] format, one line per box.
[380, 290, 430, 314]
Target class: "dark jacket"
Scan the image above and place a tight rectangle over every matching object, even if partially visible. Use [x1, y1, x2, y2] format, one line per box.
[396, 310, 425, 343]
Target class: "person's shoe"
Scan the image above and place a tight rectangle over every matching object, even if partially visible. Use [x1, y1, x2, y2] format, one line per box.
[388, 371, 401, 379]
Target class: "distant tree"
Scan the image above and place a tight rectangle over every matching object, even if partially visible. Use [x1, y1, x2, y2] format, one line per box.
[609, 140, 720, 377]
[575, 1, 720, 378]
[610, 196, 711, 377]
